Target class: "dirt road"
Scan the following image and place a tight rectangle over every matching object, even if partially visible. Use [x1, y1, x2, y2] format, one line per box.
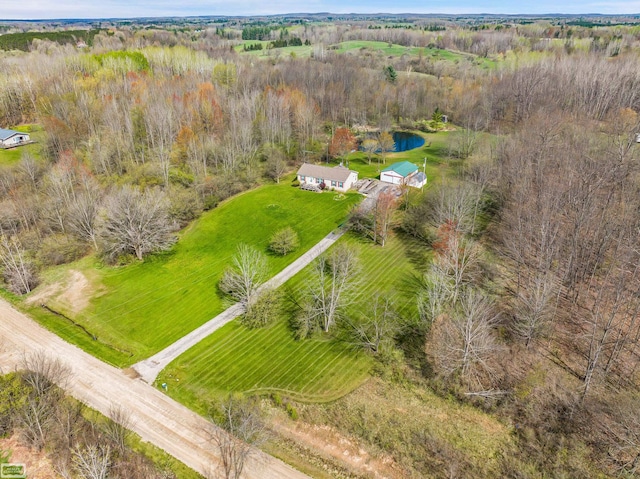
[0, 299, 309, 479]
[133, 228, 346, 384]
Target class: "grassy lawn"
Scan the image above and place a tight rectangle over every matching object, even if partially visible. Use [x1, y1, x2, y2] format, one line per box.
[0, 124, 44, 167]
[40, 184, 360, 367]
[343, 130, 454, 182]
[144, 132, 440, 409]
[160, 229, 427, 409]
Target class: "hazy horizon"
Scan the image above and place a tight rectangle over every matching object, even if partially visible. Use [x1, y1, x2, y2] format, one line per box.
[0, 0, 639, 21]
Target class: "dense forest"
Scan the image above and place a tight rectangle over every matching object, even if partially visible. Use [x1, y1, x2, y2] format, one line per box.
[2, 15, 640, 478]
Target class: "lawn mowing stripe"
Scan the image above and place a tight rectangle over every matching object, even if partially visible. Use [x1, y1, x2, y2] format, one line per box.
[208, 326, 304, 390]
[298, 348, 355, 394]
[213, 325, 329, 392]
[182, 325, 254, 371]
[279, 350, 348, 395]
[237, 339, 331, 392]
[194, 326, 269, 384]
[219, 331, 321, 390]
[304, 354, 370, 398]
[196, 325, 296, 386]
[308, 352, 371, 396]
[260, 341, 340, 392]
[221, 328, 312, 389]
[226, 343, 327, 392]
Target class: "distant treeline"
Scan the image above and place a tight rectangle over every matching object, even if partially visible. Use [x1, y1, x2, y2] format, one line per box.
[270, 37, 306, 48]
[0, 29, 101, 51]
[241, 26, 276, 40]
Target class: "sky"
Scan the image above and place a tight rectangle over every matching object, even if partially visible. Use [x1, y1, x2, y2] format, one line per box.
[1, 0, 639, 20]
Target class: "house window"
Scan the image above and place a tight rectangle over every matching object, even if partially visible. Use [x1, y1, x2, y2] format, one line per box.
[317, 177, 322, 183]
[300, 175, 305, 181]
[338, 182, 344, 188]
[331, 180, 336, 187]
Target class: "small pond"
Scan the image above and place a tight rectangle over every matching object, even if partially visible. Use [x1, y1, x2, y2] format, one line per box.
[360, 131, 425, 153]
[392, 131, 425, 152]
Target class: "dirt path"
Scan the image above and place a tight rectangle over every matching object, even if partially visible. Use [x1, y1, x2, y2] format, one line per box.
[0, 299, 309, 479]
[133, 228, 346, 384]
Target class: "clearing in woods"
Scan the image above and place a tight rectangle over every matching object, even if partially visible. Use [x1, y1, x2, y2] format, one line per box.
[25, 183, 360, 367]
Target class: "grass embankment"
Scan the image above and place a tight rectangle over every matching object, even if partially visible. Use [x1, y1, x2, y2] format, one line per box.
[301, 377, 516, 477]
[160, 231, 426, 410]
[35, 184, 359, 367]
[0, 124, 44, 166]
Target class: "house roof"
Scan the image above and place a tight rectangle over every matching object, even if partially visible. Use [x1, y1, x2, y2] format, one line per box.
[408, 171, 427, 186]
[297, 163, 357, 182]
[381, 161, 418, 178]
[0, 129, 23, 141]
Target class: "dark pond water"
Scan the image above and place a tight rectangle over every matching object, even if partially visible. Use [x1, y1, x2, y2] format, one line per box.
[392, 131, 425, 152]
[361, 131, 425, 153]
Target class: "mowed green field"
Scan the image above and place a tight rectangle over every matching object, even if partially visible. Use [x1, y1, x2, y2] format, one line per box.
[48, 184, 360, 366]
[160, 231, 426, 408]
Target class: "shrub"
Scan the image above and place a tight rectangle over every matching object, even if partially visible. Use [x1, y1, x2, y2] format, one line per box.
[269, 227, 300, 256]
[286, 402, 298, 420]
[291, 179, 300, 187]
[241, 289, 283, 329]
[37, 234, 87, 267]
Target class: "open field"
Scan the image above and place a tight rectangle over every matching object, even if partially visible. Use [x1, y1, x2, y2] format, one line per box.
[236, 40, 498, 68]
[236, 40, 314, 58]
[0, 124, 44, 166]
[31, 184, 360, 366]
[160, 230, 426, 409]
[334, 40, 498, 69]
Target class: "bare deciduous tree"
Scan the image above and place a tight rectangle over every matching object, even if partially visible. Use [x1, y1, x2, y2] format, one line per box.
[432, 228, 482, 305]
[361, 138, 378, 165]
[373, 190, 399, 247]
[429, 288, 501, 391]
[104, 403, 133, 454]
[347, 296, 398, 354]
[67, 190, 102, 250]
[97, 186, 175, 261]
[377, 131, 395, 164]
[0, 234, 39, 294]
[20, 350, 71, 397]
[298, 245, 360, 336]
[512, 271, 558, 347]
[207, 396, 266, 479]
[219, 244, 268, 312]
[72, 444, 111, 479]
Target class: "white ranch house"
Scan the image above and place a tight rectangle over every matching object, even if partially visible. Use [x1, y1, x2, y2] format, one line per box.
[380, 161, 427, 188]
[0, 129, 31, 148]
[297, 163, 358, 192]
